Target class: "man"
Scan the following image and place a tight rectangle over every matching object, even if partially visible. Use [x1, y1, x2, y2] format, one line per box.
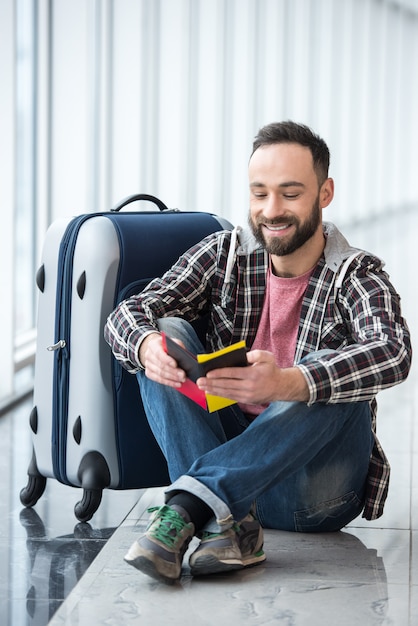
[104, 121, 411, 584]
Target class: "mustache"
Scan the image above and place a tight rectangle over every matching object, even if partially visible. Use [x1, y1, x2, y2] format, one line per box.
[253, 216, 298, 227]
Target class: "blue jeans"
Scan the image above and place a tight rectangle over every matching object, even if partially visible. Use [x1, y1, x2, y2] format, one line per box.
[137, 318, 374, 533]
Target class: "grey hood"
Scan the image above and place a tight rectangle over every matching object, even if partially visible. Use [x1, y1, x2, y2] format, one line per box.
[224, 221, 381, 285]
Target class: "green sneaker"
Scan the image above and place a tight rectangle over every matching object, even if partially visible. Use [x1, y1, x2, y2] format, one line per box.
[124, 505, 195, 583]
[189, 512, 266, 576]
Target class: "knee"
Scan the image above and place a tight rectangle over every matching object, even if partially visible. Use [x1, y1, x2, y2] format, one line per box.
[157, 317, 191, 335]
[157, 317, 205, 353]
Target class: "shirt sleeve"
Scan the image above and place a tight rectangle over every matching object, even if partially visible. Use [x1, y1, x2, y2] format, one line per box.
[298, 256, 412, 405]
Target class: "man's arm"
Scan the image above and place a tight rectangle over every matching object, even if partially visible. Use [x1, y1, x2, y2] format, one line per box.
[300, 258, 412, 404]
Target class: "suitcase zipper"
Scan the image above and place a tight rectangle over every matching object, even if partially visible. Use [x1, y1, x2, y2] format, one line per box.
[47, 339, 67, 351]
[52, 214, 102, 483]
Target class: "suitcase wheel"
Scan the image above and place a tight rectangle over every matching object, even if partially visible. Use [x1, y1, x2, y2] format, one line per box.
[74, 451, 111, 522]
[20, 449, 47, 508]
[74, 489, 103, 523]
[20, 474, 47, 508]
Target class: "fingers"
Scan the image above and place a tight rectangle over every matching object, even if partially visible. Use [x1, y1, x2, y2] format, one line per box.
[141, 334, 186, 387]
[197, 350, 278, 404]
[245, 349, 273, 365]
[197, 366, 257, 402]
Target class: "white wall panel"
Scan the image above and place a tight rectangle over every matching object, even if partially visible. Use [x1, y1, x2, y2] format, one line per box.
[193, 0, 226, 214]
[36, 0, 53, 246]
[221, 0, 258, 224]
[283, 0, 314, 122]
[86, 0, 113, 212]
[252, 0, 287, 127]
[50, 0, 90, 219]
[365, 0, 387, 217]
[157, 0, 191, 206]
[403, 17, 418, 205]
[111, 0, 144, 206]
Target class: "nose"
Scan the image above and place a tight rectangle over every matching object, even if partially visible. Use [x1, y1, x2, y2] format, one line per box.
[262, 193, 287, 220]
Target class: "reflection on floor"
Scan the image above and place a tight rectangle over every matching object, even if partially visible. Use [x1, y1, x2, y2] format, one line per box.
[1, 213, 417, 625]
[0, 395, 146, 626]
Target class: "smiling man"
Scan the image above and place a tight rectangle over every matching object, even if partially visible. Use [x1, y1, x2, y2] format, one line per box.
[105, 121, 412, 584]
[249, 146, 329, 261]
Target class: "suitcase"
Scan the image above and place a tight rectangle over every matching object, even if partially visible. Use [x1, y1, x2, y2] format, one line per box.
[20, 194, 232, 522]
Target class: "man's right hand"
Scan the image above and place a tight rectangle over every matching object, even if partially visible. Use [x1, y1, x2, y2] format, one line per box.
[139, 333, 187, 388]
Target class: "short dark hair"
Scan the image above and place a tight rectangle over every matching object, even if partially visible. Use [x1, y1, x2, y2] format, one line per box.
[251, 121, 330, 185]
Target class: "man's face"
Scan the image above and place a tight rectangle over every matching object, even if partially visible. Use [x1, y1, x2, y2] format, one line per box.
[248, 143, 326, 257]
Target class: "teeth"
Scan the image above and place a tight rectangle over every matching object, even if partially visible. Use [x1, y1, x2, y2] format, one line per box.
[266, 224, 289, 231]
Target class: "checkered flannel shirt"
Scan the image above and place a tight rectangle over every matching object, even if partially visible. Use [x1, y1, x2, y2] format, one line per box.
[105, 222, 412, 520]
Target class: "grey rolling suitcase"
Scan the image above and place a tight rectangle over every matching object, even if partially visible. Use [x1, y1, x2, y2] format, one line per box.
[20, 194, 232, 521]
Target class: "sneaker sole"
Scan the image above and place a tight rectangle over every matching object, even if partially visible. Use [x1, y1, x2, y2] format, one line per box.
[190, 550, 266, 577]
[125, 555, 178, 585]
[190, 554, 244, 576]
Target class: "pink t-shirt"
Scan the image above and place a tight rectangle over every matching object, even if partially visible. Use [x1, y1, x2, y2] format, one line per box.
[238, 263, 313, 419]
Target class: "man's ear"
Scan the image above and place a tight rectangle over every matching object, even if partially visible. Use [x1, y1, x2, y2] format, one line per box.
[320, 177, 334, 208]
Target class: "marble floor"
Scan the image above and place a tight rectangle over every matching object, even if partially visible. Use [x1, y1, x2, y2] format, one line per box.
[1, 212, 417, 625]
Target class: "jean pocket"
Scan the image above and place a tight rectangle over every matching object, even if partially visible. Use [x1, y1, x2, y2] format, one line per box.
[294, 490, 363, 532]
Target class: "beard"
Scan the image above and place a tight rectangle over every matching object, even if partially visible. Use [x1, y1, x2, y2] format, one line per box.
[248, 196, 321, 257]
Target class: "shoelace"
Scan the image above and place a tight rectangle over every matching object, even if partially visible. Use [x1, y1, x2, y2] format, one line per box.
[147, 506, 190, 548]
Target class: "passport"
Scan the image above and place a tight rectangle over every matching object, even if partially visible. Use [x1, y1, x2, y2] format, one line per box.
[161, 332, 248, 412]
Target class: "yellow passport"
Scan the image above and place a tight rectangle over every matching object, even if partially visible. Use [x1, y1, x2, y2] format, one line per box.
[197, 341, 248, 412]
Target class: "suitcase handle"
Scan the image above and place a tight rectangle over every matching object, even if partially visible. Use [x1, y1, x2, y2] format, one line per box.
[111, 193, 169, 212]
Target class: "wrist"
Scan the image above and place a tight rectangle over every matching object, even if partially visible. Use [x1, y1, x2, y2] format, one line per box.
[138, 332, 161, 367]
[279, 367, 310, 402]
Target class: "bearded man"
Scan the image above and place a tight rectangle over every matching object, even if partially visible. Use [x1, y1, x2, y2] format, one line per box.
[105, 121, 411, 584]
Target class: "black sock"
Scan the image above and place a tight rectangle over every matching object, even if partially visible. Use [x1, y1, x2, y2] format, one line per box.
[167, 492, 213, 531]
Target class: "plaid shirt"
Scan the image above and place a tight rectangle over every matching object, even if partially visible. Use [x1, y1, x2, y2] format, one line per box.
[105, 222, 412, 520]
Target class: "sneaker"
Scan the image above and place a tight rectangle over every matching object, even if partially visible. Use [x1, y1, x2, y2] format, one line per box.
[124, 505, 195, 583]
[189, 512, 266, 576]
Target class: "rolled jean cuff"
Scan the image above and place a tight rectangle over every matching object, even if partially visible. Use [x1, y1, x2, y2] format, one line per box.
[164, 475, 234, 532]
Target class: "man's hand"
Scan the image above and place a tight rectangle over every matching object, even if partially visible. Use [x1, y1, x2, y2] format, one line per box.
[139, 333, 187, 388]
[196, 349, 310, 404]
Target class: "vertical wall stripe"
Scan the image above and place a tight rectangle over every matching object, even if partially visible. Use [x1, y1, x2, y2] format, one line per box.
[185, 0, 199, 211]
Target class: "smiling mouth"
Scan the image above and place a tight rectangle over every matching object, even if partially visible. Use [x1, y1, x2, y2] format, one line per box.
[263, 223, 292, 232]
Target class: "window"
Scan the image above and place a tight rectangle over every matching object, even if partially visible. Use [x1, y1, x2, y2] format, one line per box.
[0, 0, 37, 409]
